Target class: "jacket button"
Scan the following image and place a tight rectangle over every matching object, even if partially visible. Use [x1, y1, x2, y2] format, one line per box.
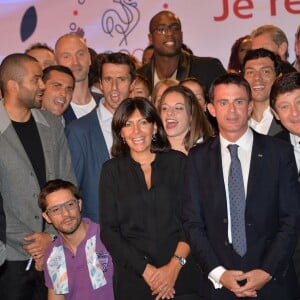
[34, 215, 40, 220]
[224, 241, 228, 246]
[223, 218, 228, 224]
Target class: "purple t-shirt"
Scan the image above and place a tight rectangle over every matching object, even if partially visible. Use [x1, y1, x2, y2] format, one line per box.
[44, 218, 114, 300]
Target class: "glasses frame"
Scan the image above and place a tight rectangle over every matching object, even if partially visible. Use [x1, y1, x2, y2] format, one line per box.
[151, 23, 181, 35]
[46, 198, 79, 217]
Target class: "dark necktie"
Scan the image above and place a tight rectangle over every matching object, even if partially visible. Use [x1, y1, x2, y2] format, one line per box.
[228, 144, 247, 256]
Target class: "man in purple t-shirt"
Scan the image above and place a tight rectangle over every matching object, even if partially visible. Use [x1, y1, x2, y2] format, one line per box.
[38, 179, 114, 300]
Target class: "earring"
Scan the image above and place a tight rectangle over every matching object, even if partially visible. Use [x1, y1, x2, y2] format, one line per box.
[122, 137, 126, 144]
[152, 133, 157, 142]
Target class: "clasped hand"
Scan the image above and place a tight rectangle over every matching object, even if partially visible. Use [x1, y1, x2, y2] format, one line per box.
[143, 260, 181, 300]
[220, 269, 272, 297]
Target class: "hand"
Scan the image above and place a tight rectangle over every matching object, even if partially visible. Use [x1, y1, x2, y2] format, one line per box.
[143, 264, 159, 288]
[34, 257, 44, 271]
[150, 258, 181, 299]
[233, 269, 271, 296]
[23, 232, 52, 259]
[220, 270, 257, 297]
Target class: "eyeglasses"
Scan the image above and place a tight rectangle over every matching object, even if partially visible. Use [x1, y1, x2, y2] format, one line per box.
[151, 24, 181, 35]
[46, 199, 78, 216]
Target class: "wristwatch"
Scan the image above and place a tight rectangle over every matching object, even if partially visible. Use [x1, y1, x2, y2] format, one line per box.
[173, 254, 186, 266]
[49, 233, 57, 242]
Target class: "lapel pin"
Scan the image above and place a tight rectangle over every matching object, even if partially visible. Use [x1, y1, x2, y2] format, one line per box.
[258, 154, 263, 157]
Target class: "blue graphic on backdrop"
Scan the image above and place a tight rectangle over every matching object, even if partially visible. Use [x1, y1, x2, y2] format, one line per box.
[20, 6, 37, 42]
[101, 0, 140, 46]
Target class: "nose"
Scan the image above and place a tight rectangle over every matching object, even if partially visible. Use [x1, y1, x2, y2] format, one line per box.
[59, 87, 66, 97]
[71, 55, 79, 65]
[228, 102, 236, 112]
[290, 103, 300, 116]
[166, 107, 175, 115]
[111, 78, 118, 90]
[133, 123, 141, 134]
[38, 78, 45, 90]
[60, 204, 70, 216]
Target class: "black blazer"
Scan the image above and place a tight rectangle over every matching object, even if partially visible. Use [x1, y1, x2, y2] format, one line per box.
[183, 131, 300, 299]
[137, 50, 226, 91]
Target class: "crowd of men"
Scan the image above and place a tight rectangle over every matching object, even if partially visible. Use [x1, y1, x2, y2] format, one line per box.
[0, 9, 299, 300]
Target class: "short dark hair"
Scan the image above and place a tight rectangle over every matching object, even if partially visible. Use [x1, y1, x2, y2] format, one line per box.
[25, 42, 54, 54]
[270, 72, 300, 111]
[159, 85, 213, 151]
[242, 48, 281, 76]
[99, 52, 136, 83]
[0, 53, 38, 95]
[38, 179, 81, 212]
[209, 73, 252, 103]
[111, 97, 170, 157]
[42, 65, 75, 87]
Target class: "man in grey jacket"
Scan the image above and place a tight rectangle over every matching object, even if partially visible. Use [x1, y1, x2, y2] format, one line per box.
[0, 53, 76, 300]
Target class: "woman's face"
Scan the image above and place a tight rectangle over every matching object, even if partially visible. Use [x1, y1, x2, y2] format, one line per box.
[181, 81, 206, 110]
[121, 109, 157, 156]
[160, 91, 190, 139]
[154, 84, 168, 108]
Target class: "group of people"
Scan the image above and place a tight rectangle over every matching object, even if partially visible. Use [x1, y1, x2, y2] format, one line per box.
[0, 8, 299, 300]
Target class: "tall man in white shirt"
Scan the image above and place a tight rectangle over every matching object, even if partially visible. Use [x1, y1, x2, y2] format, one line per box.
[183, 73, 300, 299]
[65, 52, 136, 223]
[55, 33, 102, 124]
[243, 48, 283, 135]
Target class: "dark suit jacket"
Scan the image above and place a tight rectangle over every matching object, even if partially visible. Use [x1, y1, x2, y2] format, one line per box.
[183, 131, 300, 299]
[65, 108, 110, 223]
[63, 91, 102, 125]
[267, 117, 284, 136]
[137, 50, 226, 91]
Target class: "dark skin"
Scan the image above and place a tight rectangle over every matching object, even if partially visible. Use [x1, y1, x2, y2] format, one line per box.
[148, 11, 183, 80]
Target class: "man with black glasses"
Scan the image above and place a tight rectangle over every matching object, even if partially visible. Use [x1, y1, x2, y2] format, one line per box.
[137, 10, 226, 91]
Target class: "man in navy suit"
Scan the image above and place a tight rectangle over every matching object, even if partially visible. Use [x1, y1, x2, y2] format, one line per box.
[65, 52, 136, 223]
[183, 73, 300, 299]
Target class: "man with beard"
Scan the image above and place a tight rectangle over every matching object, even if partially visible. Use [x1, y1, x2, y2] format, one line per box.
[39, 179, 113, 300]
[55, 33, 102, 125]
[0, 53, 76, 299]
[41, 65, 75, 126]
[137, 10, 226, 91]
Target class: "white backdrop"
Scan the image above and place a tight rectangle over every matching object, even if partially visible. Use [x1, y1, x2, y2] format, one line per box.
[1, 0, 300, 67]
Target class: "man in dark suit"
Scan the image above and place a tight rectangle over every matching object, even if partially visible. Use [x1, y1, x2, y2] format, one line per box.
[183, 73, 300, 299]
[65, 52, 136, 223]
[270, 72, 300, 289]
[137, 10, 226, 92]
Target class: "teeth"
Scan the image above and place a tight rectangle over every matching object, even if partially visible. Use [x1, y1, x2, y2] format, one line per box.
[165, 41, 175, 46]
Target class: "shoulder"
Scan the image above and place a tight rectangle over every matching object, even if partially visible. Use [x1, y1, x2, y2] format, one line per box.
[33, 109, 61, 127]
[253, 130, 293, 153]
[66, 109, 98, 133]
[190, 55, 224, 66]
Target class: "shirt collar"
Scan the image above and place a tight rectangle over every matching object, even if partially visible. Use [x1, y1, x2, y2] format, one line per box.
[97, 98, 113, 122]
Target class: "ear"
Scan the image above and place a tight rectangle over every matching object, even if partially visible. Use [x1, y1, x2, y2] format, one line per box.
[78, 199, 83, 212]
[271, 107, 280, 120]
[207, 103, 216, 117]
[42, 212, 52, 224]
[278, 42, 288, 60]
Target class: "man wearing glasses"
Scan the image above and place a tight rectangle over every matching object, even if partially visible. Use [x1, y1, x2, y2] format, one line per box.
[39, 179, 114, 300]
[137, 10, 226, 91]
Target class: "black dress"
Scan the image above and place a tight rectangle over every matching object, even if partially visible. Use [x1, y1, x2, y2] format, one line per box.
[100, 150, 204, 300]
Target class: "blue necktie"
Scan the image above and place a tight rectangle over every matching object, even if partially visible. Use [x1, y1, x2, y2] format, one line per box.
[228, 144, 247, 257]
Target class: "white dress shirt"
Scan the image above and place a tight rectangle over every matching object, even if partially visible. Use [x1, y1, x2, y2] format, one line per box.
[249, 106, 273, 135]
[96, 99, 113, 157]
[71, 96, 97, 119]
[290, 133, 300, 173]
[209, 127, 253, 288]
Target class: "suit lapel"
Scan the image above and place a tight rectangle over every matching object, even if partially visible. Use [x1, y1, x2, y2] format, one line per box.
[209, 137, 228, 215]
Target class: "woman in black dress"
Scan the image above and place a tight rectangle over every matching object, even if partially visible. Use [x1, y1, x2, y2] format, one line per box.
[100, 98, 203, 300]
